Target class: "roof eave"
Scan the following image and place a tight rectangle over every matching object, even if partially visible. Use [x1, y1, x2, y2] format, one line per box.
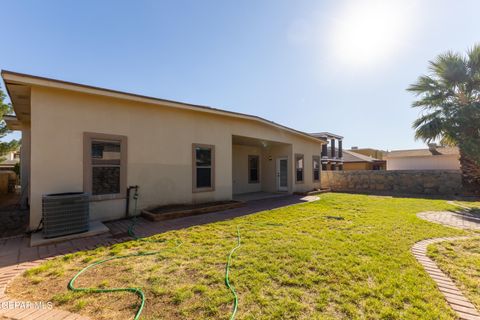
[1, 70, 326, 144]
[3, 115, 24, 130]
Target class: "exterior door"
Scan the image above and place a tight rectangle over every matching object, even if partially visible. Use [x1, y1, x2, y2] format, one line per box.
[276, 157, 288, 192]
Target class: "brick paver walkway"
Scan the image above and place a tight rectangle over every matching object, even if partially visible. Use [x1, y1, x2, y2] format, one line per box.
[417, 211, 480, 230]
[412, 237, 480, 320]
[415, 207, 480, 320]
[0, 195, 313, 320]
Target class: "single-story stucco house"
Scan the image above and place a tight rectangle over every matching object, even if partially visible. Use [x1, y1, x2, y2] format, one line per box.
[1, 70, 326, 231]
[385, 144, 460, 171]
[342, 150, 386, 171]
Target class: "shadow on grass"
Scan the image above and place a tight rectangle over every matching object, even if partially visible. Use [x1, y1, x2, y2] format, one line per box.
[447, 207, 480, 223]
[335, 190, 480, 202]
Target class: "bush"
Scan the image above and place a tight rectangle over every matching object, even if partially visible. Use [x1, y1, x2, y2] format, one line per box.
[13, 162, 20, 178]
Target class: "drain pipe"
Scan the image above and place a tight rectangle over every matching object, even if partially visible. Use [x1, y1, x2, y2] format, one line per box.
[126, 185, 139, 218]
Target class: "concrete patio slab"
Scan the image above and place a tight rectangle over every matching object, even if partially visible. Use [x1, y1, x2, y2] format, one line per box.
[233, 191, 290, 202]
[30, 221, 110, 247]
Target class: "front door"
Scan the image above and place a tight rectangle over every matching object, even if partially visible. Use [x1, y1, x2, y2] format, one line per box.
[276, 157, 288, 192]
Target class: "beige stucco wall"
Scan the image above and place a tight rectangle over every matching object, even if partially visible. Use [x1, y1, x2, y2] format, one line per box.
[232, 145, 262, 195]
[261, 144, 293, 193]
[292, 145, 321, 193]
[386, 155, 460, 171]
[21, 127, 31, 208]
[28, 86, 322, 229]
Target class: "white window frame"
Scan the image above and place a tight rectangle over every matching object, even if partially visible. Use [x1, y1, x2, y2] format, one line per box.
[192, 143, 215, 193]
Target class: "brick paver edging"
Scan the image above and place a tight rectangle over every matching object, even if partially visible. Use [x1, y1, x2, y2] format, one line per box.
[412, 236, 480, 320]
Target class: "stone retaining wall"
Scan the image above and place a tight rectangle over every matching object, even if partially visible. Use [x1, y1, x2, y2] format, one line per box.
[320, 170, 462, 195]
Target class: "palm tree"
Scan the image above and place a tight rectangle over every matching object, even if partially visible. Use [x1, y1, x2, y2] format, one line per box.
[408, 45, 480, 194]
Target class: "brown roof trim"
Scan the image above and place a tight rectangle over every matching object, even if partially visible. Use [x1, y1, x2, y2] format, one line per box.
[310, 132, 343, 139]
[3, 115, 18, 121]
[1, 70, 325, 144]
[342, 150, 382, 163]
[344, 160, 386, 163]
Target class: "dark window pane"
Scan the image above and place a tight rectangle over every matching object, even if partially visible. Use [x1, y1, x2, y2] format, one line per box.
[92, 166, 120, 195]
[196, 147, 211, 167]
[249, 156, 258, 169]
[314, 170, 320, 181]
[92, 141, 121, 165]
[249, 156, 259, 182]
[296, 169, 303, 182]
[196, 167, 212, 188]
[249, 169, 258, 182]
[296, 155, 304, 182]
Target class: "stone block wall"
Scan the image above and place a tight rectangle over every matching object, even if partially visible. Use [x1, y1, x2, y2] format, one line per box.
[320, 170, 462, 196]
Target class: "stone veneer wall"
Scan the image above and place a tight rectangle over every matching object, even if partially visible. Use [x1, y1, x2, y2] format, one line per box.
[320, 170, 462, 195]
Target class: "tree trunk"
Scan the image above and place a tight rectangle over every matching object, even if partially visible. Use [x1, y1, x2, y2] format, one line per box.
[459, 148, 480, 195]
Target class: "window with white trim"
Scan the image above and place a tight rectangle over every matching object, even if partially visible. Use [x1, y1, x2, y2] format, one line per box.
[295, 154, 304, 183]
[313, 155, 320, 181]
[248, 155, 259, 183]
[84, 132, 127, 200]
[193, 144, 215, 192]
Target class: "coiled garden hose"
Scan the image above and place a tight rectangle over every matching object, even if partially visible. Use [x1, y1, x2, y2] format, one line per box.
[67, 240, 181, 320]
[68, 188, 182, 320]
[68, 186, 242, 320]
[225, 226, 241, 320]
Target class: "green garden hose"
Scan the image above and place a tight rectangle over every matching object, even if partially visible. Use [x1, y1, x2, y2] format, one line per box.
[68, 241, 181, 320]
[225, 226, 241, 320]
[68, 187, 242, 320]
[68, 189, 181, 320]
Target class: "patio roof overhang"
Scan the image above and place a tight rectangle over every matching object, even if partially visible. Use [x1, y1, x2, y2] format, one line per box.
[232, 135, 291, 148]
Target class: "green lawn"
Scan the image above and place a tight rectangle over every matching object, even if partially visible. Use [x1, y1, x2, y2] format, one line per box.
[428, 237, 480, 310]
[8, 193, 478, 320]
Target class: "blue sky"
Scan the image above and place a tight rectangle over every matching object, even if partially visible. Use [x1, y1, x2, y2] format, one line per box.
[1, 0, 479, 150]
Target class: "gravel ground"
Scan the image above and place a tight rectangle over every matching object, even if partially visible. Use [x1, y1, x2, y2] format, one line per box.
[0, 194, 27, 238]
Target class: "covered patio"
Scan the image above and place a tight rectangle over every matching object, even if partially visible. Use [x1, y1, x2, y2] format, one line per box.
[232, 135, 292, 199]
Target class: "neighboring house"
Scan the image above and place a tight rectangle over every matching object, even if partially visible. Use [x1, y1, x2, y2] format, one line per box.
[349, 147, 386, 160]
[2, 70, 326, 230]
[310, 132, 344, 170]
[0, 149, 20, 171]
[343, 150, 386, 170]
[385, 145, 460, 170]
[0, 150, 19, 194]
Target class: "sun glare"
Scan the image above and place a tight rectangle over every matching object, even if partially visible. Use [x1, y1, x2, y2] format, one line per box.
[326, 0, 418, 69]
